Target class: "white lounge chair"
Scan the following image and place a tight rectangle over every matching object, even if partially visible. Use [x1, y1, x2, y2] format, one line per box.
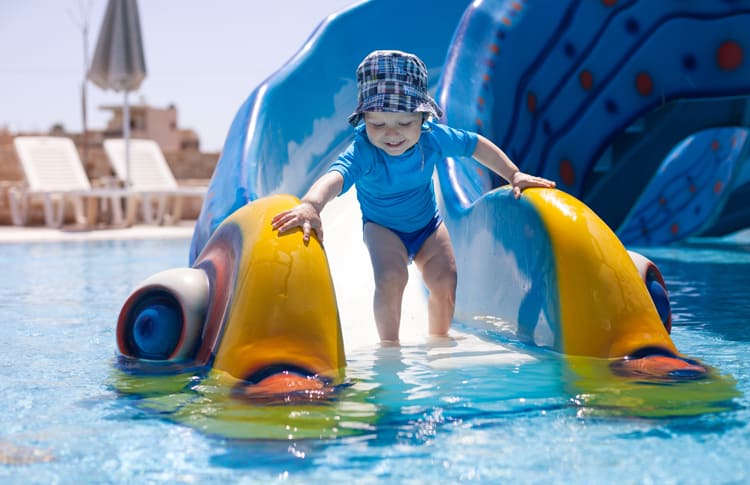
[10, 136, 133, 228]
[103, 138, 207, 225]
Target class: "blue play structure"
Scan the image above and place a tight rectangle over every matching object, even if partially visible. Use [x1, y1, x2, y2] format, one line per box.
[182, 0, 749, 364]
[439, 1, 750, 245]
[436, 0, 750, 246]
[183, 1, 750, 362]
[190, 0, 750, 255]
[113, 1, 747, 436]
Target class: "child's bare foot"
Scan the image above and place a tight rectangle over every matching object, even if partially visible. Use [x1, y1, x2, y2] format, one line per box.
[379, 339, 400, 347]
[426, 334, 459, 347]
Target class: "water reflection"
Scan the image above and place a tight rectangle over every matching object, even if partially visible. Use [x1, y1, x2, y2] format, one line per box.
[1, 238, 749, 481]
[343, 335, 569, 447]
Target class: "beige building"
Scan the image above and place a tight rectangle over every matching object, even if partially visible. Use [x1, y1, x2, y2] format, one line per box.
[99, 103, 200, 152]
[0, 104, 218, 225]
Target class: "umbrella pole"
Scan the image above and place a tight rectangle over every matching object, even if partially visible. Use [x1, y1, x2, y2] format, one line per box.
[123, 90, 131, 187]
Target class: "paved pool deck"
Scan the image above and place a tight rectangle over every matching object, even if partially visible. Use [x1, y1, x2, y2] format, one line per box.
[0, 221, 195, 244]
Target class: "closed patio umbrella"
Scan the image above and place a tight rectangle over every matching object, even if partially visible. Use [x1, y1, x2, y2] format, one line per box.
[88, 0, 147, 187]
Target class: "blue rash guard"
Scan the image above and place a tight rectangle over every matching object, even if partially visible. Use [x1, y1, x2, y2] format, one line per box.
[328, 121, 479, 233]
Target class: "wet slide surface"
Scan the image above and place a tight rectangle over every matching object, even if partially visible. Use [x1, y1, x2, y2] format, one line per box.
[322, 187, 535, 367]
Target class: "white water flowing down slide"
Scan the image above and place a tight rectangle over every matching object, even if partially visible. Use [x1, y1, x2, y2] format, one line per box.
[321, 188, 535, 368]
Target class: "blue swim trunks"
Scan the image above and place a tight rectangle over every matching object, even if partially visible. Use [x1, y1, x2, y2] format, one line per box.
[365, 214, 443, 262]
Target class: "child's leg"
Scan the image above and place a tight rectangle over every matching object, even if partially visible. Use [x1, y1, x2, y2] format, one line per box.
[363, 222, 409, 343]
[414, 224, 457, 336]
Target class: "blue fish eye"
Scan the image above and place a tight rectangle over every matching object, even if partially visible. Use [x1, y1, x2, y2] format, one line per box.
[132, 302, 182, 359]
[124, 291, 185, 360]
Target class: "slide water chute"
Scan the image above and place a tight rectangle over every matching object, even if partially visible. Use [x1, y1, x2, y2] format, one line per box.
[618, 127, 750, 245]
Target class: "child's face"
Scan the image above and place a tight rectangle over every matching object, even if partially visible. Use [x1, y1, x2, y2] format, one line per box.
[363, 112, 423, 156]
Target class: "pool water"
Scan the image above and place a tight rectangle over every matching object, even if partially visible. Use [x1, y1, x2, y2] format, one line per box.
[1, 237, 749, 483]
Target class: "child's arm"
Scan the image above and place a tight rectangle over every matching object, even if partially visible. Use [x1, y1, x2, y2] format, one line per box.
[472, 135, 556, 198]
[271, 171, 345, 243]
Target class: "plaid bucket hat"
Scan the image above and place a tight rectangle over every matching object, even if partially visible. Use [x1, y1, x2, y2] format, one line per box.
[348, 50, 444, 126]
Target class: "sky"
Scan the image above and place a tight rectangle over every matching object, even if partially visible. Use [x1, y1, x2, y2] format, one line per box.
[0, 0, 357, 152]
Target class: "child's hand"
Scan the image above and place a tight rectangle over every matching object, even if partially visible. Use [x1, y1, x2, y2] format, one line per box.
[511, 172, 556, 199]
[271, 201, 323, 243]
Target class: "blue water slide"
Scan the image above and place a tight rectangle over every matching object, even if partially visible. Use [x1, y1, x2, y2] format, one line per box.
[120, 1, 745, 433]
[188, 0, 750, 337]
[181, 0, 750, 390]
[436, 0, 750, 245]
[189, 0, 471, 263]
